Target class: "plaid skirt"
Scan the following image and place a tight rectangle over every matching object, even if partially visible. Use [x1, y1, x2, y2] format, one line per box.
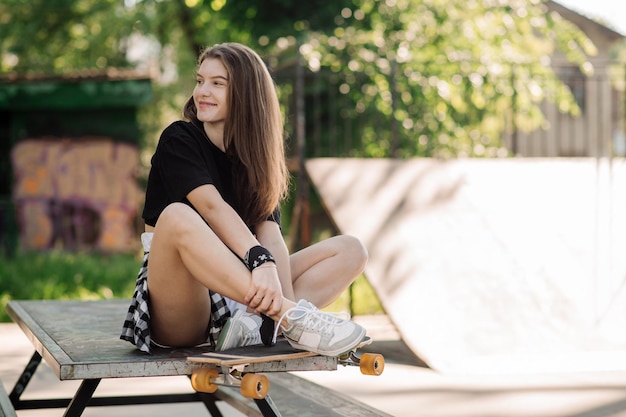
[119, 234, 231, 354]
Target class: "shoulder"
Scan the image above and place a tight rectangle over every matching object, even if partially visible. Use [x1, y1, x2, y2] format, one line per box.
[161, 120, 200, 140]
[156, 120, 207, 151]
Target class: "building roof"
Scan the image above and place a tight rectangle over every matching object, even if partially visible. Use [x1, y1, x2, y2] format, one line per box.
[0, 68, 152, 84]
[0, 69, 153, 110]
[548, 0, 624, 42]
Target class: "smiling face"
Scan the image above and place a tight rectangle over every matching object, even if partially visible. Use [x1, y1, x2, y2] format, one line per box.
[193, 58, 229, 126]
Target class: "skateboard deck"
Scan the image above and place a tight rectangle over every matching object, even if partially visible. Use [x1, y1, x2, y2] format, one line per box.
[187, 336, 383, 399]
[189, 336, 372, 366]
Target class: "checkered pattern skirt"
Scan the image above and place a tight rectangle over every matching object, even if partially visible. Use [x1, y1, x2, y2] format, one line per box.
[120, 248, 231, 354]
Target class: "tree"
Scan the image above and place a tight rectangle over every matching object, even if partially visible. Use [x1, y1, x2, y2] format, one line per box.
[218, 0, 353, 45]
[0, 0, 600, 158]
[0, 0, 139, 73]
[298, 0, 597, 157]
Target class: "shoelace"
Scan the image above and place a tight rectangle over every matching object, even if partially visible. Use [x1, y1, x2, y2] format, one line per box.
[271, 303, 350, 344]
[242, 326, 263, 345]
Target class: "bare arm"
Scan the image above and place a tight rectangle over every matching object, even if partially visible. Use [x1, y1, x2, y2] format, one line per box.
[255, 220, 295, 301]
[187, 184, 257, 259]
[187, 184, 283, 315]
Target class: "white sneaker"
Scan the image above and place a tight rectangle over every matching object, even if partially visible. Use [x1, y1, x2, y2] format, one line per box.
[277, 299, 366, 357]
[215, 310, 263, 351]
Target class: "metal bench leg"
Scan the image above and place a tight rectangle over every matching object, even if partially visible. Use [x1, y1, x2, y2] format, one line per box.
[10, 351, 42, 407]
[196, 392, 225, 417]
[63, 379, 100, 417]
[255, 395, 282, 417]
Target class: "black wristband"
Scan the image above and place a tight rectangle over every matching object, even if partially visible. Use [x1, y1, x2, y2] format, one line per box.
[244, 245, 275, 271]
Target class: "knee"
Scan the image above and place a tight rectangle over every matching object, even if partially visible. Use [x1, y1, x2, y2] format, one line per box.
[339, 235, 368, 273]
[155, 203, 198, 234]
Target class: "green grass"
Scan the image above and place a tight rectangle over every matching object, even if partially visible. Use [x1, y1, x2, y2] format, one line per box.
[307, 227, 384, 316]
[0, 251, 140, 322]
[324, 275, 384, 316]
[0, 250, 383, 323]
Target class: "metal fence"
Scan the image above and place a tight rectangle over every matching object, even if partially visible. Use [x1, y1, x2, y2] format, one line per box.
[502, 66, 625, 158]
[274, 62, 626, 160]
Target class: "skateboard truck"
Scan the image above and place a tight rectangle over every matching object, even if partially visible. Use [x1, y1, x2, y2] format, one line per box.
[192, 365, 271, 399]
[191, 351, 384, 399]
[339, 350, 385, 376]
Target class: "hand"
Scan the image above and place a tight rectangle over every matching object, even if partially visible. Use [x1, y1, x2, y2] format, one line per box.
[244, 264, 283, 316]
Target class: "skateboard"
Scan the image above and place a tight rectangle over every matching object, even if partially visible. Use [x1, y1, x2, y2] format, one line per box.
[187, 336, 384, 399]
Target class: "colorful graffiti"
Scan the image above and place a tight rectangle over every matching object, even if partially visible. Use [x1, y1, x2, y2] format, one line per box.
[11, 138, 142, 252]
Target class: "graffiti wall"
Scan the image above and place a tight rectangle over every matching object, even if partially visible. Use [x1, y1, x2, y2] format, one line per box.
[11, 138, 142, 252]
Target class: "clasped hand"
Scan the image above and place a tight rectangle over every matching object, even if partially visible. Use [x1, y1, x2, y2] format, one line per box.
[244, 264, 283, 316]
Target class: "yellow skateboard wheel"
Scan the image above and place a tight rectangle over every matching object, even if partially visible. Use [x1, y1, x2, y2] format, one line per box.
[360, 353, 385, 376]
[191, 368, 219, 393]
[240, 373, 270, 399]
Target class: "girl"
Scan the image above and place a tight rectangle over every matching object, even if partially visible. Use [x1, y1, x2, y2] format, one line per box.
[121, 42, 368, 356]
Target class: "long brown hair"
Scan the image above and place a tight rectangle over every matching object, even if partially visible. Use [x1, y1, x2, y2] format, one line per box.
[183, 43, 290, 227]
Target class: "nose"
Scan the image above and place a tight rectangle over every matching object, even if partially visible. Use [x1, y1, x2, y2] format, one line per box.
[196, 82, 212, 97]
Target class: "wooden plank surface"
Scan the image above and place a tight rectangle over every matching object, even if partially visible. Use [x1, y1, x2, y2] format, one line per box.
[6, 299, 214, 380]
[213, 373, 392, 417]
[306, 158, 626, 373]
[268, 373, 391, 417]
[6, 299, 336, 381]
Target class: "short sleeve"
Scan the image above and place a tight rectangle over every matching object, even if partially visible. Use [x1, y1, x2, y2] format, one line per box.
[154, 124, 215, 202]
[143, 121, 223, 225]
[267, 205, 281, 229]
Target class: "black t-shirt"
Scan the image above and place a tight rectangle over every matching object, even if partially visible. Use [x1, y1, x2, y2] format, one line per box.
[142, 120, 280, 229]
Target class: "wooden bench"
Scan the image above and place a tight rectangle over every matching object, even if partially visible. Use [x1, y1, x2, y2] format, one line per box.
[214, 372, 389, 417]
[0, 382, 17, 417]
[4, 299, 390, 417]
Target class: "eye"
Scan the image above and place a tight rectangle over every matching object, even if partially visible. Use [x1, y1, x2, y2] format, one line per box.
[196, 78, 203, 85]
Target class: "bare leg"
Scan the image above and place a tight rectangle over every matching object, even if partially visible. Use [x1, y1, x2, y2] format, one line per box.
[147, 203, 295, 347]
[290, 235, 368, 308]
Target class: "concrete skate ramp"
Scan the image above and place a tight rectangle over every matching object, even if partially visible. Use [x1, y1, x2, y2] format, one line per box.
[306, 158, 626, 374]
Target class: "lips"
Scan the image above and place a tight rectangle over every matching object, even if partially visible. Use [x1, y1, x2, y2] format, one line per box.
[198, 101, 216, 109]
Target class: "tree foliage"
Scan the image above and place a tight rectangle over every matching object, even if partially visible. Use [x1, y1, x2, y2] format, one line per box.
[299, 0, 598, 157]
[1, 0, 137, 73]
[218, 0, 353, 45]
[0, 0, 601, 158]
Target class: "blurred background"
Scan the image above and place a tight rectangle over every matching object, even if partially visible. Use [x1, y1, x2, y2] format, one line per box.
[0, 0, 625, 373]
